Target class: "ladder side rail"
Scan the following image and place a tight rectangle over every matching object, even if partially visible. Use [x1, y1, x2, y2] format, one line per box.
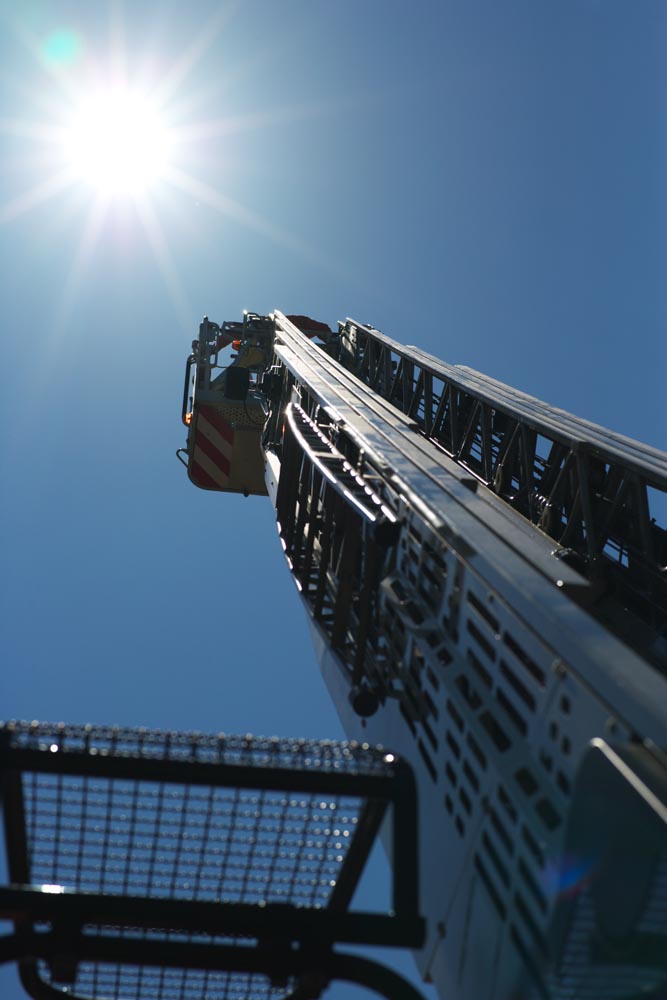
[342, 321, 667, 483]
[450, 361, 667, 474]
[328, 318, 667, 644]
[338, 318, 667, 490]
[274, 397, 401, 704]
[265, 332, 667, 742]
[272, 322, 667, 673]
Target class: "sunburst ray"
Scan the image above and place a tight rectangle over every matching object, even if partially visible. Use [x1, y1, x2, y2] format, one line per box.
[152, 3, 238, 109]
[0, 168, 74, 225]
[163, 165, 346, 281]
[134, 196, 194, 333]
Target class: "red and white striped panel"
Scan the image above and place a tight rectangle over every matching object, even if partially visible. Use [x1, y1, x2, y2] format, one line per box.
[189, 405, 235, 490]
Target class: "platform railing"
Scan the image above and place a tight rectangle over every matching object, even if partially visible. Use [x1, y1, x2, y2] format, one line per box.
[0, 721, 425, 1000]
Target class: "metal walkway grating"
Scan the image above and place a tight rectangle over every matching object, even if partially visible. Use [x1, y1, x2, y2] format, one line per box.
[36, 958, 289, 1000]
[24, 773, 362, 905]
[0, 722, 424, 1000]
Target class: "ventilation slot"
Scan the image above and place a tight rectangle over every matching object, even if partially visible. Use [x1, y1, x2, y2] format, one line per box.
[421, 717, 438, 753]
[466, 732, 487, 770]
[438, 646, 453, 666]
[418, 738, 437, 783]
[446, 699, 464, 732]
[480, 711, 511, 752]
[489, 808, 513, 856]
[467, 649, 493, 689]
[518, 859, 547, 914]
[456, 675, 483, 711]
[502, 633, 546, 687]
[521, 825, 544, 867]
[467, 620, 497, 663]
[423, 687, 439, 721]
[401, 685, 422, 726]
[482, 832, 510, 888]
[535, 797, 560, 831]
[399, 702, 416, 736]
[445, 731, 461, 760]
[497, 688, 528, 737]
[515, 767, 538, 797]
[463, 760, 479, 793]
[426, 666, 440, 690]
[467, 590, 500, 633]
[500, 660, 536, 712]
[474, 854, 507, 920]
[556, 770, 571, 796]
[498, 785, 518, 824]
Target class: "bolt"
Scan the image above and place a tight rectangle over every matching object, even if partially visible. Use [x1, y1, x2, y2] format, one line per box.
[552, 659, 567, 678]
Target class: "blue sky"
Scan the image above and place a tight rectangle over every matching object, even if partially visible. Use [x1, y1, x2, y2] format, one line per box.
[0, 2, 665, 998]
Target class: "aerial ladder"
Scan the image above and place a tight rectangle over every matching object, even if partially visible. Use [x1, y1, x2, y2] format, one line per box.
[179, 310, 667, 1000]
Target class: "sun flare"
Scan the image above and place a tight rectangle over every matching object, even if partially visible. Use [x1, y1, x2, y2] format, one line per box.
[0, 5, 331, 334]
[63, 87, 172, 196]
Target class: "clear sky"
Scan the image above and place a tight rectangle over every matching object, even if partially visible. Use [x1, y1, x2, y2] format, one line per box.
[0, 2, 665, 998]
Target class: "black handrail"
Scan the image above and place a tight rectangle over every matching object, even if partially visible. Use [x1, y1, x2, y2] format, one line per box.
[0, 922, 427, 1000]
[182, 353, 195, 426]
[0, 722, 425, 1000]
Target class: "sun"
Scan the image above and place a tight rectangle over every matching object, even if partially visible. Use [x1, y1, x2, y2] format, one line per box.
[0, 7, 334, 333]
[63, 86, 172, 196]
